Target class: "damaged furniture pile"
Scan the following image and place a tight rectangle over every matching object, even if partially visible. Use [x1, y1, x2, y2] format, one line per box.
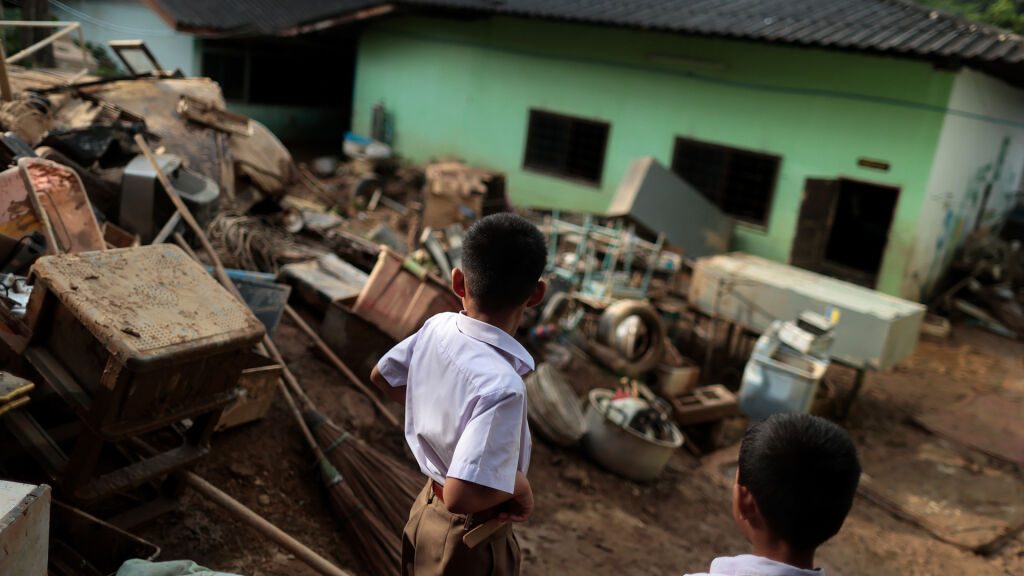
[0, 31, 946, 576]
[930, 218, 1024, 341]
[0, 38, 427, 576]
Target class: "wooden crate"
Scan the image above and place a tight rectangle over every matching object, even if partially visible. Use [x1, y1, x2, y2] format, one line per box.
[0, 481, 50, 576]
[352, 246, 460, 340]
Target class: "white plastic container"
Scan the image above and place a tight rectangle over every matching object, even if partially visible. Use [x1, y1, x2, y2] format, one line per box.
[739, 322, 830, 420]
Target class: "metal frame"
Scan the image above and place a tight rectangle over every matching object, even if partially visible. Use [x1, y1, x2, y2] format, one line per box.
[543, 210, 664, 303]
[108, 39, 166, 76]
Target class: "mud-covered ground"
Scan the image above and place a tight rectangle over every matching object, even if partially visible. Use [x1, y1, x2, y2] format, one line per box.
[137, 317, 1024, 576]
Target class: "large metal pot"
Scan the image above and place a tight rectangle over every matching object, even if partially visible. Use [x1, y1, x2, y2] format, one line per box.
[581, 389, 684, 482]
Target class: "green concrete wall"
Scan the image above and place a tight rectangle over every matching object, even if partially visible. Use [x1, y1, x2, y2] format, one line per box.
[353, 15, 957, 296]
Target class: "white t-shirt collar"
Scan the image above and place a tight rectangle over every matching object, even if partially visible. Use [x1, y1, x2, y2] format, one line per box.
[456, 311, 535, 375]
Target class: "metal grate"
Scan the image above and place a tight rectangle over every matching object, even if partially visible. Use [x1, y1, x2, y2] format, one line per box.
[672, 136, 780, 227]
[524, 109, 609, 185]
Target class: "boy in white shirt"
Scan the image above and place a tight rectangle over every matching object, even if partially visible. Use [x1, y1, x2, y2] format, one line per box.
[371, 213, 547, 576]
[687, 413, 861, 576]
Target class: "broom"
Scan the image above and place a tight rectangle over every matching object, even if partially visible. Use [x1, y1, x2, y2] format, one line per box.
[280, 308, 423, 535]
[171, 231, 405, 575]
[135, 134, 403, 576]
[303, 407, 423, 536]
[277, 366, 402, 575]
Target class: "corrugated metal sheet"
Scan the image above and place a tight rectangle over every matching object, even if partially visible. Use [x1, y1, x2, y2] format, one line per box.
[146, 1, 1024, 83]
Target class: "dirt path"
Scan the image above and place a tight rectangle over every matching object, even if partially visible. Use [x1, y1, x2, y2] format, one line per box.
[137, 320, 1024, 576]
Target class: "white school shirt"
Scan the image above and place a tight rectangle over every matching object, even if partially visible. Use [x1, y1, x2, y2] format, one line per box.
[376, 311, 533, 494]
[685, 555, 825, 576]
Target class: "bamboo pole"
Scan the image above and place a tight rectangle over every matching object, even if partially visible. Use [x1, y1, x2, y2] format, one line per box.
[0, 42, 12, 102]
[138, 137, 355, 576]
[284, 306, 400, 428]
[129, 437, 351, 576]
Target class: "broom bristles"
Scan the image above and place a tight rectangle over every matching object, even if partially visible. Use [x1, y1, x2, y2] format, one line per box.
[318, 458, 402, 575]
[305, 409, 424, 540]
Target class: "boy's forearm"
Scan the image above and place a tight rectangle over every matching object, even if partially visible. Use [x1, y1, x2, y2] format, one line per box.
[443, 471, 528, 515]
[370, 365, 406, 405]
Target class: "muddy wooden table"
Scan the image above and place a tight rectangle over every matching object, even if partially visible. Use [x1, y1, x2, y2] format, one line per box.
[4, 244, 264, 503]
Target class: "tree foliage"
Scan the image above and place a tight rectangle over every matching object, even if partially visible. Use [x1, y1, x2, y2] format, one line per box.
[917, 0, 1024, 34]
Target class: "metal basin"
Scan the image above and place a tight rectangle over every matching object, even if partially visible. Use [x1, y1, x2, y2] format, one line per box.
[581, 388, 683, 481]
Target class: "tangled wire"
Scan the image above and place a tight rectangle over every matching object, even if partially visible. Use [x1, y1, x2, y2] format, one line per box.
[206, 211, 318, 274]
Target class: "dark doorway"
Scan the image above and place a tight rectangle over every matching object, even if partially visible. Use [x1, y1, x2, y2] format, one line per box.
[790, 178, 899, 288]
[201, 31, 357, 147]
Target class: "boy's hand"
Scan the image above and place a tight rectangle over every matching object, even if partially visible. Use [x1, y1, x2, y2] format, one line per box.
[497, 471, 533, 523]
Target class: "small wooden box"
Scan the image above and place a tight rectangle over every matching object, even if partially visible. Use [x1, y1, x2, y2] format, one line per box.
[670, 384, 739, 426]
[217, 352, 282, 431]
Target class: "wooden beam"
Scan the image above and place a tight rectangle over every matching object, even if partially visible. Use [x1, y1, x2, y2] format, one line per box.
[0, 41, 12, 102]
[4, 22, 79, 64]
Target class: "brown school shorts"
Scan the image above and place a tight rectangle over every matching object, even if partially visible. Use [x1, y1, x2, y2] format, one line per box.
[402, 479, 521, 576]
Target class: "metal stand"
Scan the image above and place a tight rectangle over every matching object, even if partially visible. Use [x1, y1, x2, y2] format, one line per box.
[840, 367, 867, 421]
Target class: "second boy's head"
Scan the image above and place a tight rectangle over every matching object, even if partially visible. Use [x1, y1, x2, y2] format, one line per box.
[454, 213, 547, 319]
[734, 413, 860, 555]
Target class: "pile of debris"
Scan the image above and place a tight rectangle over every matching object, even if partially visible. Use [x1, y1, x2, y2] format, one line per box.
[0, 31, 946, 576]
[932, 228, 1024, 340]
[0, 39, 445, 576]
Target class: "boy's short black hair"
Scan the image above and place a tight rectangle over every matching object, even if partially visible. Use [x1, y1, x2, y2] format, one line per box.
[461, 213, 547, 313]
[738, 413, 861, 551]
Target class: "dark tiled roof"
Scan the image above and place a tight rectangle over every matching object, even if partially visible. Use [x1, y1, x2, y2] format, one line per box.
[145, 0, 1024, 80]
[143, 0, 383, 34]
[406, 0, 1024, 65]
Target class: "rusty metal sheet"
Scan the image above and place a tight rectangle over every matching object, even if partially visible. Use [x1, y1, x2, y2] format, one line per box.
[22, 158, 105, 254]
[0, 163, 44, 240]
[914, 393, 1024, 468]
[28, 244, 264, 369]
[0, 158, 105, 255]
